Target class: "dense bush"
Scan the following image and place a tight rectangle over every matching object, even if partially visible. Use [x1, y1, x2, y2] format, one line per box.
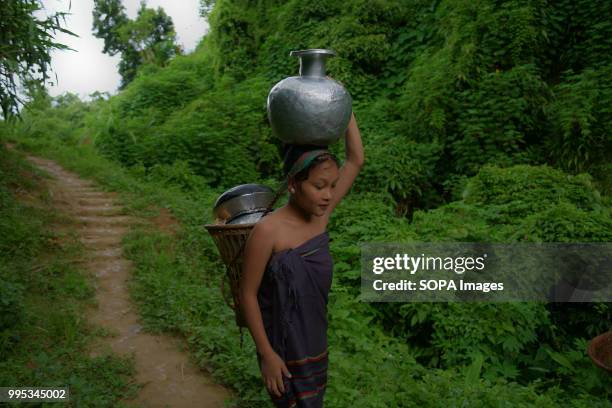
[11, 0, 610, 212]
[370, 164, 611, 398]
[545, 66, 612, 176]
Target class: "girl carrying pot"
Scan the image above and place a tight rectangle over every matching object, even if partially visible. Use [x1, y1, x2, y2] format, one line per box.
[240, 111, 364, 407]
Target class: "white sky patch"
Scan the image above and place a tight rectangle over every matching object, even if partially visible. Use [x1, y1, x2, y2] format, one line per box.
[39, 0, 209, 100]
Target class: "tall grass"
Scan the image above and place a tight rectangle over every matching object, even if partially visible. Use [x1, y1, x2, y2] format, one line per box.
[0, 144, 138, 407]
[8, 138, 609, 407]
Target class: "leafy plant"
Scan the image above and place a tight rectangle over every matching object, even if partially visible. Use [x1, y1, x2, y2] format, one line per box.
[0, 0, 75, 118]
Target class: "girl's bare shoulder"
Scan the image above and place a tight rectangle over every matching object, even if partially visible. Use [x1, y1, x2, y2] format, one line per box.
[252, 211, 282, 240]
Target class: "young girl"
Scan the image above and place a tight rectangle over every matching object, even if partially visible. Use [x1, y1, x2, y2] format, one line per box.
[239, 112, 364, 407]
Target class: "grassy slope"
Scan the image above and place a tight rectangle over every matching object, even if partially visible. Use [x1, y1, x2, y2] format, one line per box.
[0, 144, 138, 407]
[8, 138, 610, 407]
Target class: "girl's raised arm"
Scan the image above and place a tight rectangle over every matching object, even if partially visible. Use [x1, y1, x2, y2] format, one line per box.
[325, 112, 364, 216]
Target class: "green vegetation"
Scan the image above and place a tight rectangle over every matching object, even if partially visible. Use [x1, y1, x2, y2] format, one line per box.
[7, 137, 608, 407]
[0, 0, 75, 118]
[93, 0, 180, 87]
[1, 0, 611, 406]
[0, 145, 137, 406]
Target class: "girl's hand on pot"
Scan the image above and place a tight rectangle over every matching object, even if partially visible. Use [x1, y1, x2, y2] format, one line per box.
[260, 351, 292, 397]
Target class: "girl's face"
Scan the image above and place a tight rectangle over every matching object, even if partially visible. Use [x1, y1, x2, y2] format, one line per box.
[290, 159, 340, 217]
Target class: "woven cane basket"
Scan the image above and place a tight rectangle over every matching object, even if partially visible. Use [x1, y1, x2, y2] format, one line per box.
[588, 331, 612, 374]
[205, 223, 255, 328]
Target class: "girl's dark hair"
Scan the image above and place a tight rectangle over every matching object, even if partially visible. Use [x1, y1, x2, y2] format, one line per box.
[282, 143, 340, 182]
[262, 144, 340, 217]
[293, 153, 340, 182]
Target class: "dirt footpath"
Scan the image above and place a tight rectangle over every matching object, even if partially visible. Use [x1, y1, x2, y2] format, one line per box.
[26, 155, 231, 408]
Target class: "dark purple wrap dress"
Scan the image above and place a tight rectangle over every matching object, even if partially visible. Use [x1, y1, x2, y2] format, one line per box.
[257, 230, 333, 407]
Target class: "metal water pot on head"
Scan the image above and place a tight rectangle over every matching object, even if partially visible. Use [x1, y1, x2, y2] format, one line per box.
[267, 49, 352, 146]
